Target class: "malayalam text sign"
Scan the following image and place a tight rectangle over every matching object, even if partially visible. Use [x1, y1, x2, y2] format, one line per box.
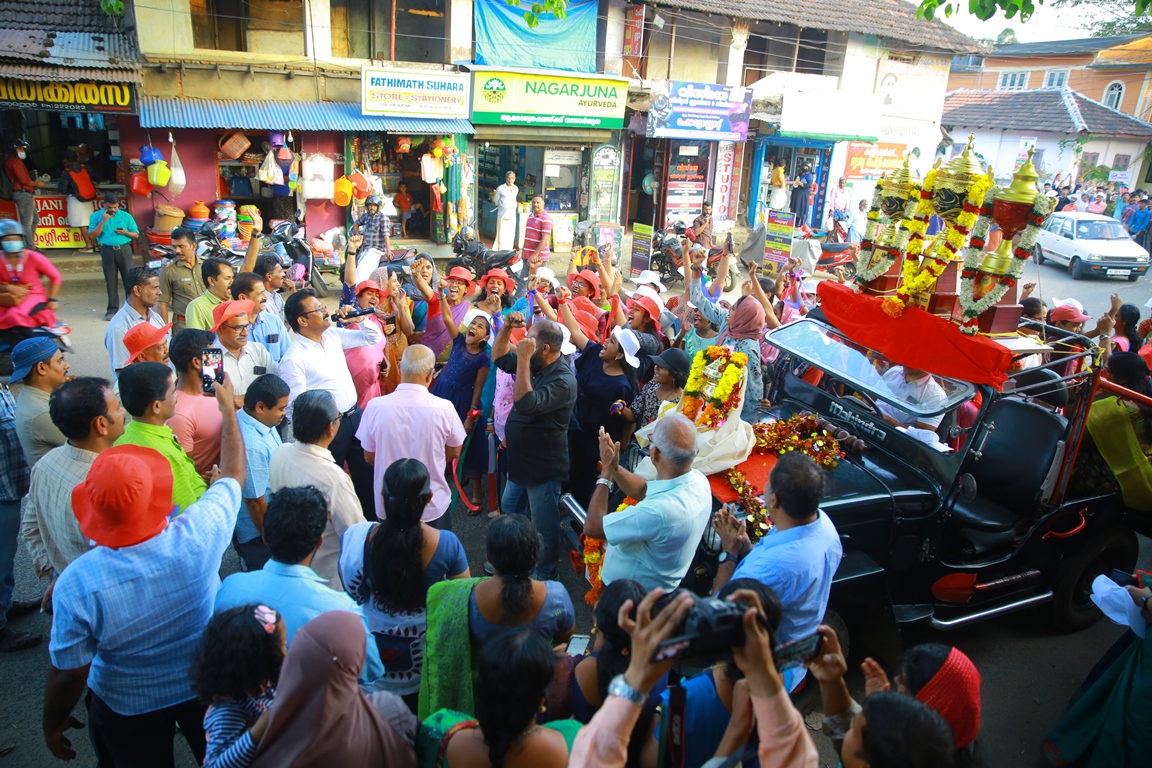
[763, 209, 795, 268]
[472, 71, 627, 129]
[631, 222, 653, 276]
[844, 141, 906, 180]
[361, 67, 471, 118]
[0, 79, 136, 114]
[646, 80, 752, 141]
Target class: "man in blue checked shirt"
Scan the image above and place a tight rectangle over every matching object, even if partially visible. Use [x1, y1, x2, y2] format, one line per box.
[42, 373, 244, 764]
[0, 381, 39, 652]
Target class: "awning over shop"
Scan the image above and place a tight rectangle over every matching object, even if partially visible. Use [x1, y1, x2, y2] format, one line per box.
[776, 130, 879, 143]
[138, 98, 474, 134]
[472, 125, 612, 145]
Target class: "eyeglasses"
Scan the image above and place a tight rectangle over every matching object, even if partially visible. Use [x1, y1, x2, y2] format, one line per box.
[223, 323, 250, 332]
[299, 307, 328, 319]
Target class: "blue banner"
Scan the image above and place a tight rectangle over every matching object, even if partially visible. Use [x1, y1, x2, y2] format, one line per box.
[646, 81, 753, 142]
[474, 0, 597, 73]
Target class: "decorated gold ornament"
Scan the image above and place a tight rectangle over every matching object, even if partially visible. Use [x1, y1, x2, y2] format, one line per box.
[981, 146, 1041, 275]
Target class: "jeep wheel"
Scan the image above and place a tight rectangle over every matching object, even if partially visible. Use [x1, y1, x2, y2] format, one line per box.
[1069, 258, 1085, 280]
[1034, 244, 1045, 265]
[1051, 525, 1138, 631]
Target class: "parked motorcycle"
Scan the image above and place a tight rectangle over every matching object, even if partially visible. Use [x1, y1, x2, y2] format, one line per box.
[799, 226, 858, 277]
[448, 225, 526, 292]
[267, 216, 330, 298]
[650, 221, 734, 292]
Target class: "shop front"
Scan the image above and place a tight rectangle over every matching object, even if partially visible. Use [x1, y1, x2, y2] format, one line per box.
[0, 77, 136, 250]
[466, 66, 628, 254]
[627, 80, 751, 236]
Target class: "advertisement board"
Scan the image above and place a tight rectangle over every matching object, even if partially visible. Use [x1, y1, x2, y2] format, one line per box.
[844, 141, 907, 180]
[712, 141, 735, 223]
[0, 80, 136, 114]
[471, 71, 627, 129]
[664, 141, 708, 227]
[32, 194, 118, 250]
[630, 222, 653, 276]
[591, 144, 620, 223]
[646, 80, 752, 141]
[361, 67, 471, 118]
[763, 209, 796, 269]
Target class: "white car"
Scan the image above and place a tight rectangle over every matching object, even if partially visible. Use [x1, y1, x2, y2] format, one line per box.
[1034, 211, 1149, 281]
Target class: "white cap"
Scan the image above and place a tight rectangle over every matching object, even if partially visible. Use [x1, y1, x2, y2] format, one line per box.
[633, 284, 666, 310]
[634, 269, 667, 292]
[535, 266, 559, 287]
[559, 324, 577, 355]
[1052, 297, 1086, 313]
[611, 326, 641, 368]
[1144, 296, 1152, 310]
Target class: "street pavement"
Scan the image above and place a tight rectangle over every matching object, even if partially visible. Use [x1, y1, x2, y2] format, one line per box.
[0, 263, 1149, 766]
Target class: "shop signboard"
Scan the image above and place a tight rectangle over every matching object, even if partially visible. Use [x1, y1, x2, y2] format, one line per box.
[471, 70, 627, 129]
[32, 194, 120, 250]
[623, 6, 645, 56]
[1110, 170, 1132, 184]
[844, 141, 907, 180]
[646, 81, 752, 142]
[763, 208, 795, 271]
[361, 67, 471, 119]
[727, 143, 744, 223]
[664, 141, 708, 227]
[712, 141, 735, 223]
[591, 144, 620, 224]
[630, 222, 653, 276]
[0, 79, 136, 114]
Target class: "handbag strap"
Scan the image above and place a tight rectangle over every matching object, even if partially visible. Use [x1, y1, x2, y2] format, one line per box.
[436, 719, 479, 768]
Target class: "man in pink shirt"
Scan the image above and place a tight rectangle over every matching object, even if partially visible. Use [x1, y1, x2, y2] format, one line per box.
[167, 328, 222, 477]
[522, 195, 553, 263]
[1086, 193, 1108, 214]
[355, 344, 466, 529]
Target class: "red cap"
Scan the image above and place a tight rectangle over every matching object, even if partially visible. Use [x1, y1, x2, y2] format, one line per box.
[211, 299, 256, 332]
[355, 279, 382, 297]
[479, 268, 516, 294]
[567, 269, 602, 301]
[1050, 304, 1090, 323]
[124, 321, 172, 364]
[628, 294, 662, 324]
[72, 445, 175, 548]
[572, 309, 600, 342]
[915, 646, 982, 749]
[445, 266, 477, 295]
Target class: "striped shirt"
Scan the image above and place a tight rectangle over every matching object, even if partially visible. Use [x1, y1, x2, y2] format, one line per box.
[523, 210, 553, 261]
[0, 384, 28, 502]
[203, 691, 274, 768]
[49, 479, 242, 715]
[20, 443, 96, 577]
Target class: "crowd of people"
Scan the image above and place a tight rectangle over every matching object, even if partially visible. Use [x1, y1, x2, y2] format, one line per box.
[0, 192, 1151, 768]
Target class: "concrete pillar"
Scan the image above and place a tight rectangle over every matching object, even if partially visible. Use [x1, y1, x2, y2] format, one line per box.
[725, 20, 749, 87]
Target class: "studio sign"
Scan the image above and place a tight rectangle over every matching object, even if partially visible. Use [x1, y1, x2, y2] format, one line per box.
[0, 79, 137, 114]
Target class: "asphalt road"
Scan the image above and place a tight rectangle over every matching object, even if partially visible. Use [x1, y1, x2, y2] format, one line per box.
[1, 264, 1150, 767]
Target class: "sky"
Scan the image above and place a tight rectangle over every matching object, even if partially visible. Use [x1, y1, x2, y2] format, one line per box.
[937, 2, 1096, 43]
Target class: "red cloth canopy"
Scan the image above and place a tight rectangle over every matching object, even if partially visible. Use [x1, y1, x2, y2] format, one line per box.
[815, 281, 1012, 389]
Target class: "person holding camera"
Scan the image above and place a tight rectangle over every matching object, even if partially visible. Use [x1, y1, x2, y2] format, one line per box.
[570, 587, 818, 768]
[711, 452, 842, 693]
[586, 414, 712, 592]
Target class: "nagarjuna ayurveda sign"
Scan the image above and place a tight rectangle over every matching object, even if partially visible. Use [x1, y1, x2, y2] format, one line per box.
[471, 70, 627, 129]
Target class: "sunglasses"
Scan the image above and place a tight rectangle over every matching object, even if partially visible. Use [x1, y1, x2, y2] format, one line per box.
[223, 323, 250, 332]
[300, 307, 329, 319]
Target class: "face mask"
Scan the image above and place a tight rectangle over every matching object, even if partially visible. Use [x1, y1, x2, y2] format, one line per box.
[15, 151, 25, 159]
[2, 240, 24, 253]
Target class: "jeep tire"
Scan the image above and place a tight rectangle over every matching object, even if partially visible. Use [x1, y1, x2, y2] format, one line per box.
[1051, 524, 1138, 632]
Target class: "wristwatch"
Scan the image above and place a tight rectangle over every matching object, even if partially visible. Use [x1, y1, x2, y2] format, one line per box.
[596, 477, 612, 488]
[718, 550, 741, 565]
[608, 674, 646, 706]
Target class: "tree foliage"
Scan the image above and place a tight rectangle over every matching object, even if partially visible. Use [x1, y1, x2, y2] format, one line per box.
[1054, 0, 1152, 36]
[505, 0, 569, 28]
[996, 27, 1019, 43]
[917, 0, 1152, 33]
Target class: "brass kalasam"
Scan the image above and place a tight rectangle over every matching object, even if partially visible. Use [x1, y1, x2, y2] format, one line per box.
[932, 134, 984, 224]
[879, 156, 915, 220]
[981, 146, 1041, 274]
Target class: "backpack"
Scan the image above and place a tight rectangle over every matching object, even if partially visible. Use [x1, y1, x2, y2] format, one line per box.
[67, 167, 96, 201]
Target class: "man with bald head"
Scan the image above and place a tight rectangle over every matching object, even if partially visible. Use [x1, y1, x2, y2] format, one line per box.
[491, 314, 577, 579]
[586, 413, 712, 591]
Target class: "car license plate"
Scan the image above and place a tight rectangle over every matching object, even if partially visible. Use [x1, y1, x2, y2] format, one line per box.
[1107, 269, 1130, 276]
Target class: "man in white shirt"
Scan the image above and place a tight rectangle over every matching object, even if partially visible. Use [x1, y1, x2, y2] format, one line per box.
[846, 199, 868, 245]
[356, 345, 466, 529]
[494, 171, 519, 251]
[210, 300, 276, 401]
[876, 365, 949, 437]
[104, 265, 167, 378]
[280, 289, 382, 517]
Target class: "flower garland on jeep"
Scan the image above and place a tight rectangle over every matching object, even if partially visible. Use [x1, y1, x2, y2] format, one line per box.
[854, 179, 926, 287]
[955, 193, 1054, 334]
[753, 414, 845, 469]
[883, 173, 994, 318]
[580, 496, 639, 606]
[681, 347, 749, 428]
[723, 468, 773, 542]
[853, 180, 889, 285]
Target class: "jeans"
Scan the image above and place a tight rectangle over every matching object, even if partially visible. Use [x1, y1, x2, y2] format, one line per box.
[86, 691, 207, 768]
[501, 479, 562, 580]
[328, 404, 376, 520]
[12, 190, 36, 244]
[232, 533, 271, 572]
[0, 498, 20, 633]
[100, 244, 134, 313]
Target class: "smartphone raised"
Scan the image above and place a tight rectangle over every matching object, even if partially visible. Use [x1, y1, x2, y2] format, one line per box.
[566, 634, 592, 657]
[770, 632, 824, 672]
[1109, 569, 1135, 587]
[200, 348, 224, 394]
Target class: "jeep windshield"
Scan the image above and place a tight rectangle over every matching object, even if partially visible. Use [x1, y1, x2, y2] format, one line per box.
[767, 319, 976, 418]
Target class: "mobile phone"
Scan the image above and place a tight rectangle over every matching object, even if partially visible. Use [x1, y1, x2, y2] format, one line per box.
[566, 634, 592, 657]
[200, 348, 224, 394]
[382, 314, 397, 335]
[1108, 569, 1135, 587]
[770, 632, 824, 672]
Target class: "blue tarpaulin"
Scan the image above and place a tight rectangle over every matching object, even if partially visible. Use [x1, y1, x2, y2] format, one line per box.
[474, 0, 597, 73]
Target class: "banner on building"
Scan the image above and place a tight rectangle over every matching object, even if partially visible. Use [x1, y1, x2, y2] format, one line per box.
[471, 70, 627, 129]
[646, 81, 752, 141]
[474, 0, 597, 73]
[0, 80, 136, 114]
[361, 67, 471, 119]
[844, 141, 907, 180]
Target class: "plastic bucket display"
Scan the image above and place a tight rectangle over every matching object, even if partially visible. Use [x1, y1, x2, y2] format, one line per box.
[218, 130, 252, 160]
[349, 170, 370, 200]
[147, 160, 172, 187]
[153, 204, 184, 231]
[130, 172, 153, 197]
[333, 176, 353, 207]
[139, 145, 163, 166]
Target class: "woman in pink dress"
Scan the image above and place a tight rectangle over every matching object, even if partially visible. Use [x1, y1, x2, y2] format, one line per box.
[0, 218, 61, 330]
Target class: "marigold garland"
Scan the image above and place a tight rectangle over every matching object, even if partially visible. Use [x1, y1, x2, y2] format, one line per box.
[723, 468, 774, 542]
[752, 414, 845, 469]
[582, 496, 639, 606]
[680, 347, 748, 427]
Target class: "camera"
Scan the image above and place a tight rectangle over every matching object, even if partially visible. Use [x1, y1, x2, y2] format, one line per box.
[649, 590, 756, 663]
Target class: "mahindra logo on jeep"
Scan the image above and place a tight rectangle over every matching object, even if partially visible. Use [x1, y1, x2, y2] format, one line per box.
[828, 402, 886, 441]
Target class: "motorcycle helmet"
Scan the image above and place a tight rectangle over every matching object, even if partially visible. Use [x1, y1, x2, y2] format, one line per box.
[460, 225, 477, 243]
[673, 221, 687, 236]
[0, 219, 22, 237]
[9, 139, 28, 152]
[198, 220, 226, 240]
[365, 195, 382, 208]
